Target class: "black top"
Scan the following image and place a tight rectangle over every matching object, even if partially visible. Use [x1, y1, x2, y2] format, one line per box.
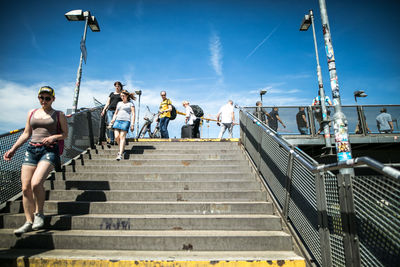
[268, 110, 279, 128]
[108, 92, 122, 111]
[296, 110, 307, 127]
[253, 107, 266, 122]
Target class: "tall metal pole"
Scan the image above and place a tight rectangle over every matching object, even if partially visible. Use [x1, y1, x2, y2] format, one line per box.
[136, 93, 141, 138]
[72, 16, 89, 113]
[310, 10, 332, 153]
[318, 0, 354, 175]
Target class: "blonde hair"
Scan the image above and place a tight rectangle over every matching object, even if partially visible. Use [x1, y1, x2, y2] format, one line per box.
[182, 100, 189, 105]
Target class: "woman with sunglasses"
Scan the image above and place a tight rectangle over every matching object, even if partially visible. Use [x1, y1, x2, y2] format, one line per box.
[3, 86, 68, 235]
[101, 81, 123, 145]
[109, 90, 136, 160]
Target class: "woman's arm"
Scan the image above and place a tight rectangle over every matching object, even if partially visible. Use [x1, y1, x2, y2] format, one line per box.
[41, 111, 68, 145]
[101, 97, 111, 116]
[110, 109, 119, 125]
[3, 110, 34, 161]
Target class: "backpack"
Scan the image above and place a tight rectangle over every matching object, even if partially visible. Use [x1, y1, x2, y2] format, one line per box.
[190, 105, 204, 118]
[169, 105, 177, 120]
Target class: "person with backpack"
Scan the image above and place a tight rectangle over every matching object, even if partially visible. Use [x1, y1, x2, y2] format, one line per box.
[190, 104, 203, 138]
[182, 101, 202, 138]
[158, 91, 173, 138]
[3, 86, 68, 235]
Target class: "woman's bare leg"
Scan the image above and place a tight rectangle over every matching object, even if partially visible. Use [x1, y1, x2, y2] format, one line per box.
[119, 131, 127, 155]
[20, 165, 36, 223]
[31, 161, 54, 214]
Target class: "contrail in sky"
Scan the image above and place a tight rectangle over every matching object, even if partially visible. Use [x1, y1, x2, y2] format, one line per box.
[245, 24, 280, 60]
[209, 32, 223, 76]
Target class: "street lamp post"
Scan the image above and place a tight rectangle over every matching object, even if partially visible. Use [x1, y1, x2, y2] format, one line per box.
[300, 10, 332, 153]
[354, 90, 368, 135]
[259, 90, 267, 104]
[317, 0, 354, 176]
[135, 90, 142, 138]
[65, 10, 100, 113]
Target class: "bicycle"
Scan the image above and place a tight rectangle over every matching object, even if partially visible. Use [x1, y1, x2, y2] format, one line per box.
[137, 106, 161, 138]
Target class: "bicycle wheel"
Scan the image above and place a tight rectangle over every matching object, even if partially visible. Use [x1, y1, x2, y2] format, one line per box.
[138, 123, 149, 138]
[152, 128, 161, 138]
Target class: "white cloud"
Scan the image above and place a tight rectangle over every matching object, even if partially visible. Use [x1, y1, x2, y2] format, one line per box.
[209, 32, 223, 77]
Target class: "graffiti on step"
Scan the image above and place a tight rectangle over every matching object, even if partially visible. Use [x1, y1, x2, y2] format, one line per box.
[100, 218, 131, 230]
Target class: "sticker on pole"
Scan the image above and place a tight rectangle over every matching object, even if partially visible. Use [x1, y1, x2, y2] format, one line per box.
[80, 39, 87, 64]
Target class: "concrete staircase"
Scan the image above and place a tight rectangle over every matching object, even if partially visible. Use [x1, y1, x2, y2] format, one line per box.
[0, 141, 304, 266]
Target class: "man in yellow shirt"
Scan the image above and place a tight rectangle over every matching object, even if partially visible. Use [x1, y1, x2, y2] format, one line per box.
[158, 91, 172, 138]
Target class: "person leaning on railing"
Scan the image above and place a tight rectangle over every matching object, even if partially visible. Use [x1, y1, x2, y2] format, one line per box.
[3, 86, 68, 235]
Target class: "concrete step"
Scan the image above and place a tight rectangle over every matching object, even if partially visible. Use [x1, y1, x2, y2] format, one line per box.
[0, 249, 305, 266]
[98, 143, 240, 150]
[64, 164, 252, 173]
[44, 180, 262, 191]
[54, 172, 256, 181]
[0, 229, 293, 251]
[8, 201, 274, 215]
[44, 190, 267, 202]
[84, 153, 245, 160]
[94, 150, 243, 157]
[2, 214, 282, 231]
[76, 159, 249, 166]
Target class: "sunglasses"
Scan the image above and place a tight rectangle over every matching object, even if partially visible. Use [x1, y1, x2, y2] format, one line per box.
[38, 96, 52, 101]
[161, 94, 166, 97]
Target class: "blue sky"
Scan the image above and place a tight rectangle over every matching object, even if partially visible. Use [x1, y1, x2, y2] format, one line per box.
[1, 0, 399, 138]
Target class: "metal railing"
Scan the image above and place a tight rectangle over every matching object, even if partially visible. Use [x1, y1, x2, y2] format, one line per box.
[246, 104, 400, 136]
[239, 105, 400, 267]
[0, 107, 103, 207]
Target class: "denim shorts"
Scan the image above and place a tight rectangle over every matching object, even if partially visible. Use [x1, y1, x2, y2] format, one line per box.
[113, 120, 130, 132]
[23, 144, 60, 167]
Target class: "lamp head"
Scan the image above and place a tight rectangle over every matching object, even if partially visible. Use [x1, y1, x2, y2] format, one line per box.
[135, 90, 142, 96]
[260, 90, 267, 96]
[89, 16, 100, 32]
[65, 10, 85, 21]
[299, 14, 312, 31]
[354, 90, 367, 102]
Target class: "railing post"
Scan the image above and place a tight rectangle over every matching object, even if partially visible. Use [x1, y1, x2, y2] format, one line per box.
[86, 111, 95, 149]
[282, 148, 294, 220]
[307, 106, 317, 137]
[357, 106, 368, 136]
[337, 173, 361, 267]
[315, 172, 333, 267]
[98, 112, 106, 144]
[239, 111, 247, 147]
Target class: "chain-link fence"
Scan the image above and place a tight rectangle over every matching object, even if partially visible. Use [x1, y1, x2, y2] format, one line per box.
[0, 107, 103, 207]
[240, 107, 400, 267]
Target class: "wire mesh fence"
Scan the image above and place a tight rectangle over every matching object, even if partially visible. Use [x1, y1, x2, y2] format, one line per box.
[240, 107, 400, 267]
[244, 104, 400, 136]
[0, 107, 102, 206]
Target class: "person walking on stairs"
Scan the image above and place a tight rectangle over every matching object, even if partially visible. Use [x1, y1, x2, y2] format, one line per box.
[109, 90, 136, 160]
[101, 81, 123, 145]
[158, 91, 172, 138]
[217, 100, 235, 139]
[3, 86, 68, 235]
